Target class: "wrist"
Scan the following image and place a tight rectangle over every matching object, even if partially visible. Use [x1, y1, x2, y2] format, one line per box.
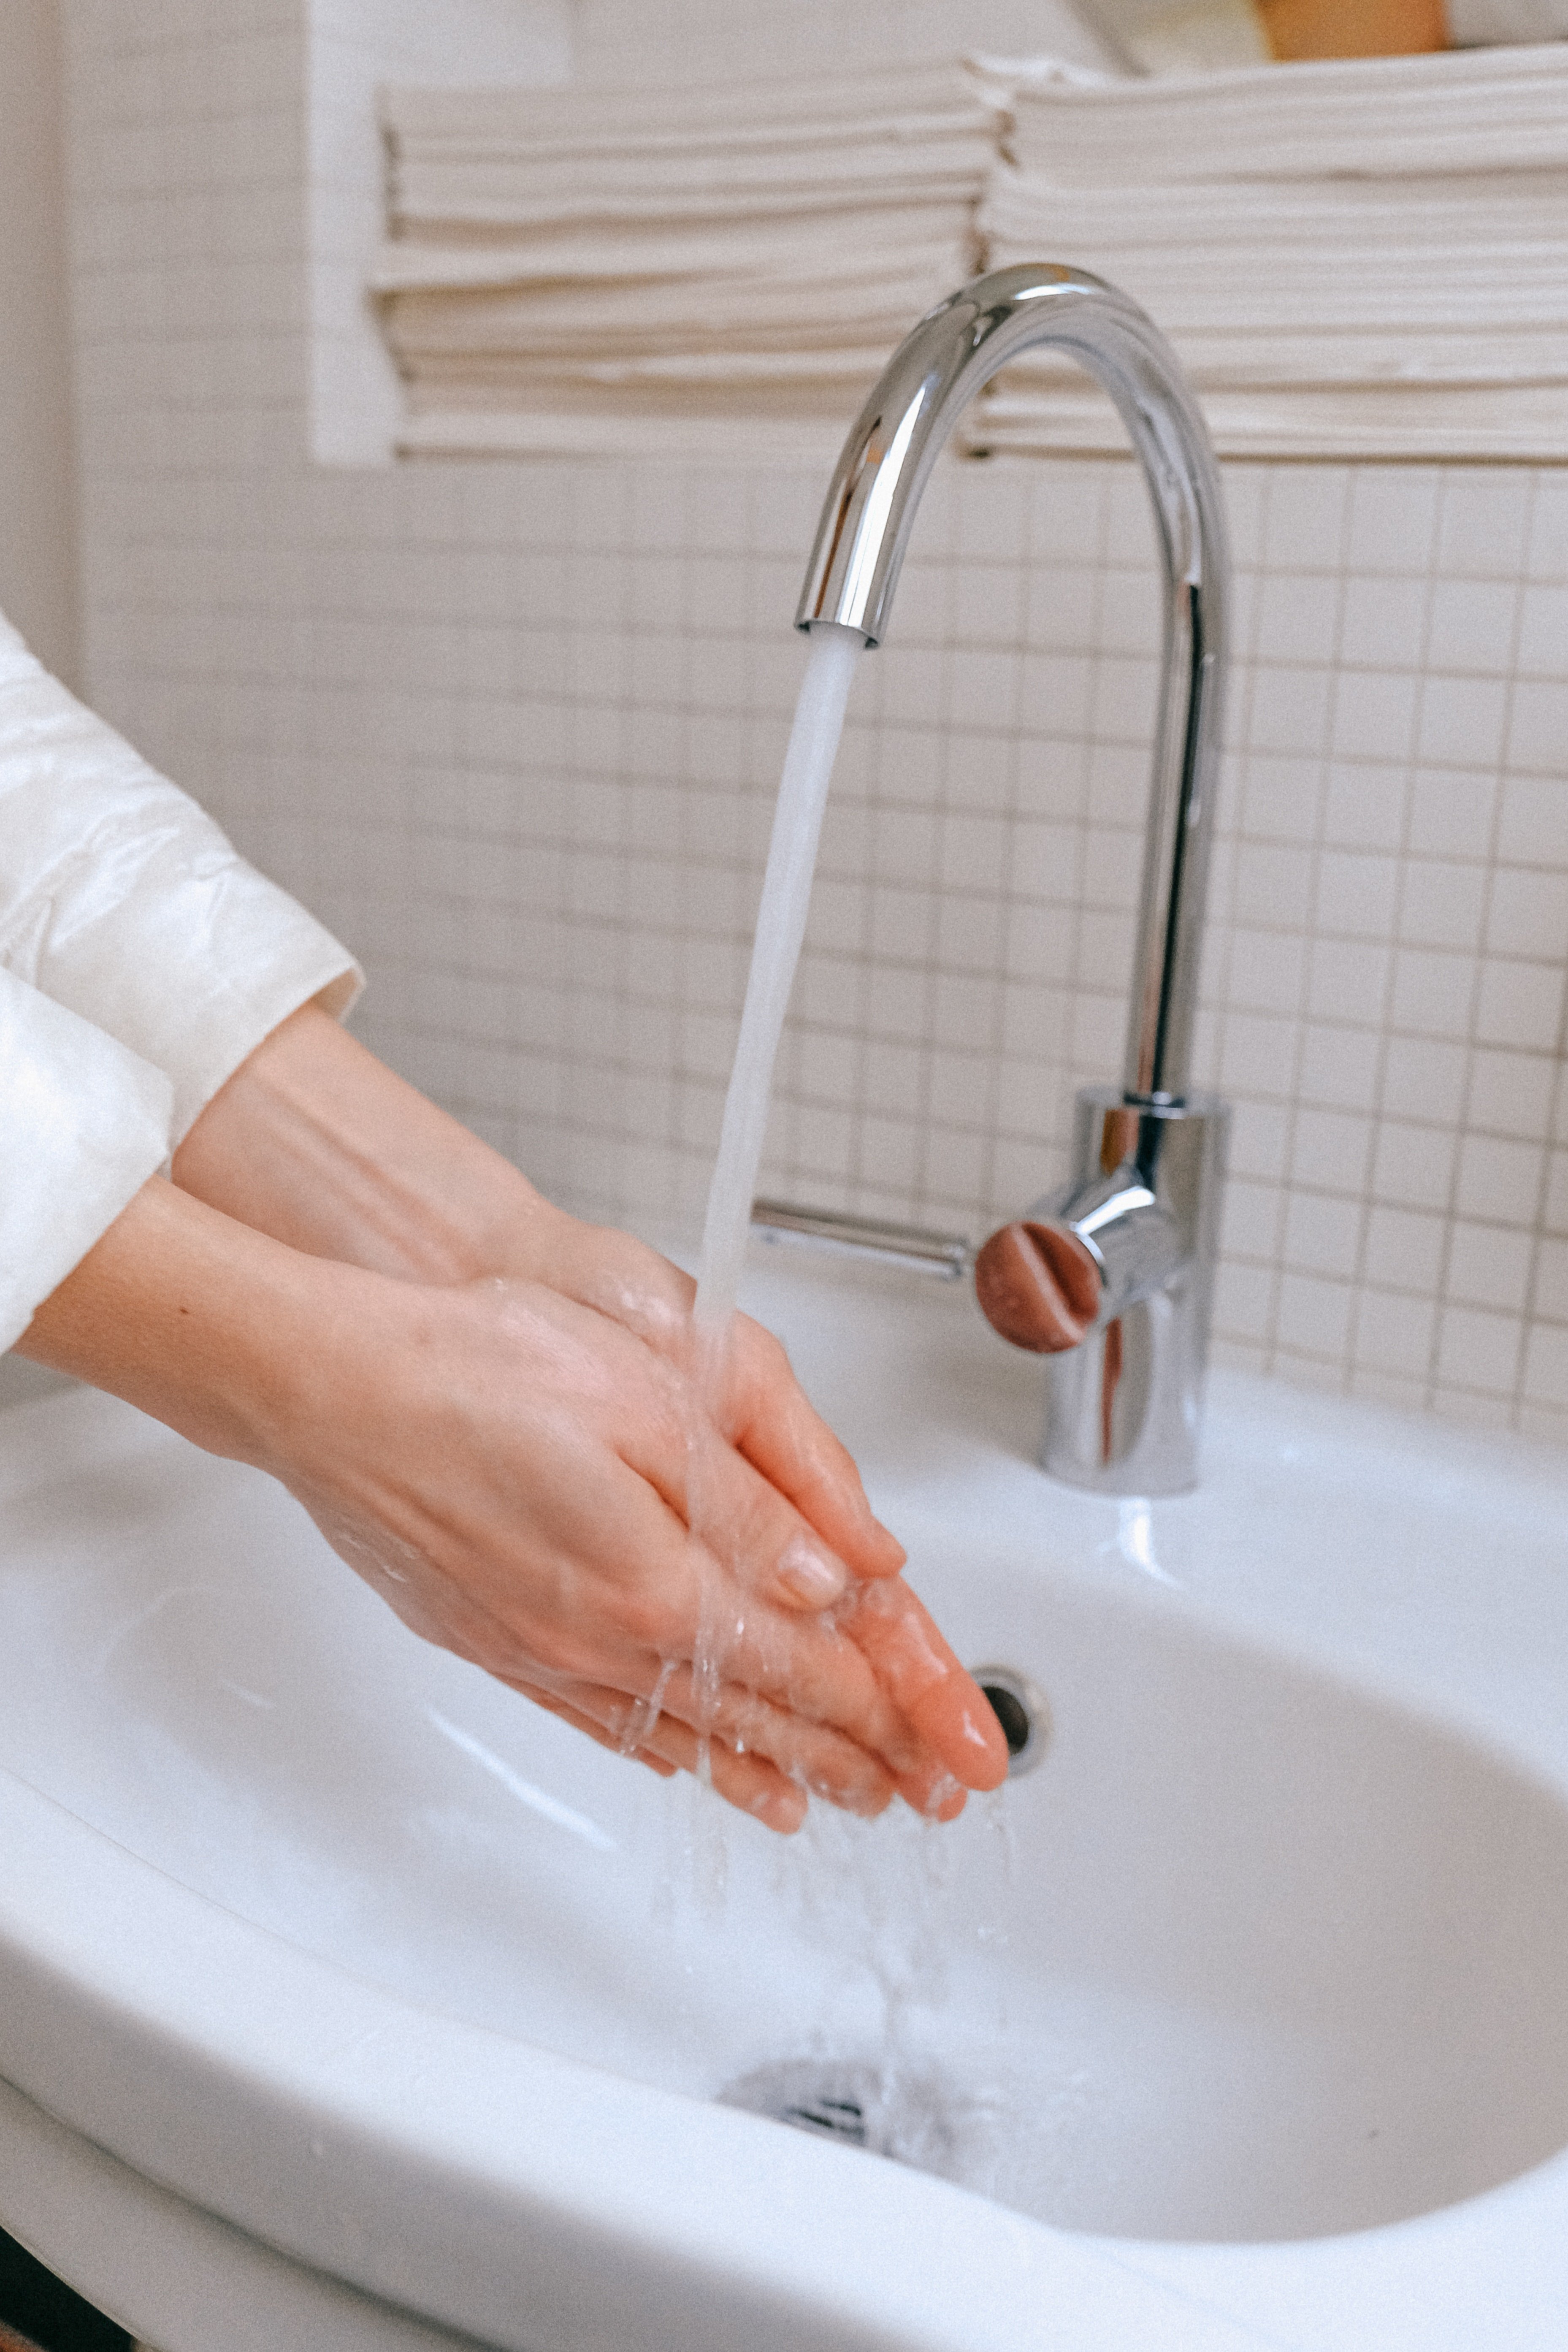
[16, 1176, 360, 1473]
[173, 1003, 561, 1284]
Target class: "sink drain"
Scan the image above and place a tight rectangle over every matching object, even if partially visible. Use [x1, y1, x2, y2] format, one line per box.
[972, 1665, 1050, 1775]
[718, 2060, 956, 2172]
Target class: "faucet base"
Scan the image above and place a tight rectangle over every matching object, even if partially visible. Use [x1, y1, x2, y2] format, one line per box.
[1039, 1087, 1229, 1497]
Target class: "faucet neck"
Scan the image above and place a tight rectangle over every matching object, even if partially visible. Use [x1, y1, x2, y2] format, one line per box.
[796, 264, 1228, 1105]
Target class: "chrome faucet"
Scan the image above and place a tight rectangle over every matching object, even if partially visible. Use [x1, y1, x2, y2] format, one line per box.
[797, 263, 1229, 1496]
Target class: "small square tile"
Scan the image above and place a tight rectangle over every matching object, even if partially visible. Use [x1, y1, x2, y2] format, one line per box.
[1372, 1119, 1457, 1212]
[1316, 849, 1398, 939]
[1214, 1258, 1276, 1344]
[1345, 469, 1440, 575]
[1292, 1106, 1373, 1191]
[1517, 583, 1568, 678]
[1466, 1049, 1556, 1142]
[1323, 761, 1407, 850]
[1434, 1303, 1524, 1397]
[1533, 1239, 1568, 1323]
[1249, 665, 1334, 758]
[1255, 572, 1341, 666]
[1297, 1022, 1381, 1111]
[1527, 475, 1568, 581]
[1283, 1188, 1363, 1279]
[1417, 673, 1511, 771]
[1549, 1149, 1568, 1229]
[1522, 1323, 1568, 1411]
[1445, 1221, 1533, 1314]
[1338, 574, 1427, 671]
[1473, 958, 1565, 1054]
[1397, 858, 1487, 953]
[1388, 948, 1476, 1040]
[1486, 869, 1568, 962]
[1454, 1132, 1546, 1226]
[1308, 938, 1392, 1024]
[1333, 669, 1419, 764]
[1365, 1204, 1446, 1295]
[1264, 466, 1350, 571]
[1496, 776, 1568, 870]
[1508, 679, 1568, 774]
[1276, 1271, 1354, 1359]
[1239, 752, 1324, 843]
[1354, 1288, 1436, 1380]
[1436, 468, 1534, 581]
[1426, 578, 1519, 675]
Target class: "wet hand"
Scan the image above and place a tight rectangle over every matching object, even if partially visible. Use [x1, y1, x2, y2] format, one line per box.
[271, 1270, 1005, 1832]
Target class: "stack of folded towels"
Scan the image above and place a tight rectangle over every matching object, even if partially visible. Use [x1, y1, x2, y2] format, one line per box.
[975, 39, 1568, 460]
[374, 60, 998, 459]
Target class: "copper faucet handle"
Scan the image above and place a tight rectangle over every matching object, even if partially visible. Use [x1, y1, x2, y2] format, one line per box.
[974, 1219, 1102, 1353]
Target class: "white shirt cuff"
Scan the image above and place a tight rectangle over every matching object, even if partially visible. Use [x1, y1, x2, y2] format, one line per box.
[0, 968, 173, 1354]
[0, 614, 364, 1141]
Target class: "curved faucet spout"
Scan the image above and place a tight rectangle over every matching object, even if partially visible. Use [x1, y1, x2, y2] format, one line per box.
[797, 266, 1231, 1494]
[797, 262, 1227, 1108]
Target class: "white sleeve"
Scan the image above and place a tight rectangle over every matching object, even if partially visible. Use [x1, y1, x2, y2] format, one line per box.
[0, 612, 364, 1143]
[0, 966, 173, 1352]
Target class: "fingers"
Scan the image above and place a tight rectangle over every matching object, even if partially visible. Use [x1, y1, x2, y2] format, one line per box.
[679, 1556, 939, 1780]
[839, 1577, 1010, 1796]
[653, 1716, 808, 1835]
[523, 1686, 678, 1779]
[527, 1676, 810, 1834]
[634, 1662, 895, 1818]
[723, 1315, 906, 1583]
[665, 1413, 858, 1615]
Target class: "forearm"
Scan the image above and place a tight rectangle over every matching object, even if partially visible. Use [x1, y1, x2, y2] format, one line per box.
[171, 1003, 904, 1583]
[15, 1176, 317, 1468]
[171, 1003, 566, 1284]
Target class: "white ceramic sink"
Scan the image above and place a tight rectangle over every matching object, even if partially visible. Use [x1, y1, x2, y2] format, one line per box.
[3, 1248, 1568, 2350]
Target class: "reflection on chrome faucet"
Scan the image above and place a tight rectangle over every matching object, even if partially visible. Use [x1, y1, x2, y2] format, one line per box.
[797, 263, 1230, 1496]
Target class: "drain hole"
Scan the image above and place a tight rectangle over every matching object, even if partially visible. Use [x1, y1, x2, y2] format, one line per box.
[983, 1682, 1031, 1757]
[718, 2061, 964, 2177]
[971, 1666, 1049, 1775]
[722, 2062, 886, 2154]
[781, 2096, 867, 2146]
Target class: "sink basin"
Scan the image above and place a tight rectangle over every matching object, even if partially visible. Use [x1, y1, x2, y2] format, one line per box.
[3, 1248, 1568, 2349]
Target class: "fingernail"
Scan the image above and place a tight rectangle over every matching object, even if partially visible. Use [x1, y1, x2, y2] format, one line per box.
[754, 1783, 808, 1834]
[778, 1535, 848, 1609]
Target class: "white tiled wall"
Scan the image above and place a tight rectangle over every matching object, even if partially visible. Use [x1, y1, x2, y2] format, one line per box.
[60, 0, 1568, 1443]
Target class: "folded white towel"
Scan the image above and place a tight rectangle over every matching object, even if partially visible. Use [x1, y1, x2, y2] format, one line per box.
[374, 210, 973, 294]
[386, 260, 963, 363]
[377, 40, 1568, 465]
[377, 53, 997, 458]
[1006, 39, 1568, 180]
[376, 205, 973, 291]
[390, 148, 992, 238]
[382, 57, 994, 151]
[976, 41, 1568, 461]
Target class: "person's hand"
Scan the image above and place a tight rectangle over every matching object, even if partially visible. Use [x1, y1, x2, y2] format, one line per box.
[172, 1006, 902, 1558]
[278, 1268, 1010, 1831]
[171, 1007, 1011, 1816]
[22, 1183, 1009, 1832]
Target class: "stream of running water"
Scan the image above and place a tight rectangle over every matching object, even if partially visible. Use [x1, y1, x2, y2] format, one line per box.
[691, 619, 864, 1347]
